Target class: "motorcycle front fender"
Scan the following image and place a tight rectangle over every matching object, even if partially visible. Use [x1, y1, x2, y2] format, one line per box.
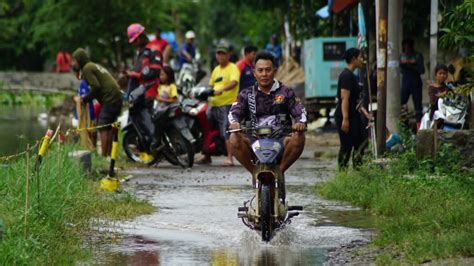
[171, 117, 196, 143]
[122, 122, 135, 133]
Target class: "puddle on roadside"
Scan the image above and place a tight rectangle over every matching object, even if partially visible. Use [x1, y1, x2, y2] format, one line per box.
[92, 155, 374, 265]
[92, 183, 374, 265]
[315, 208, 375, 229]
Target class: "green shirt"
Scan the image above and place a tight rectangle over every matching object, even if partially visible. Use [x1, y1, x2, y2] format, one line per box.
[72, 48, 122, 106]
[81, 62, 122, 106]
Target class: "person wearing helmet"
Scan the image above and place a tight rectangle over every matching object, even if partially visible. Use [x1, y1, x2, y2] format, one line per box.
[178, 30, 196, 67]
[71, 48, 123, 157]
[124, 23, 163, 149]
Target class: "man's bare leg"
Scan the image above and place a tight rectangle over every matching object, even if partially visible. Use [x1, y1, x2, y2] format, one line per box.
[224, 139, 234, 165]
[99, 128, 111, 157]
[280, 132, 305, 173]
[229, 133, 255, 173]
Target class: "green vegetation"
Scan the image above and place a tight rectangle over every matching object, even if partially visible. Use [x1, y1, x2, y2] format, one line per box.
[0, 143, 154, 264]
[439, 0, 474, 65]
[318, 145, 474, 263]
[0, 91, 65, 106]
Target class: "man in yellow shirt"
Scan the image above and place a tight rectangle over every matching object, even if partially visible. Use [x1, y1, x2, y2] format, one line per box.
[197, 44, 240, 166]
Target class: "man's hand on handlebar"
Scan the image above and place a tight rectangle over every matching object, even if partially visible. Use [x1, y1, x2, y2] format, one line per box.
[229, 122, 241, 130]
[292, 122, 306, 132]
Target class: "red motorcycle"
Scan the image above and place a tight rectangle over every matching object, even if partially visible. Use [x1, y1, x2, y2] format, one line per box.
[181, 86, 227, 156]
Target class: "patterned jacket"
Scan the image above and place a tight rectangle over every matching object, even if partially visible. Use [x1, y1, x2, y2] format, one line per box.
[228, 80, 307, 127]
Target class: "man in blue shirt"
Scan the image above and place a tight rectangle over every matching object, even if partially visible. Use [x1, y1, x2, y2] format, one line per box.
[178, 31, 196, 67]
[264, 34, 282, 67]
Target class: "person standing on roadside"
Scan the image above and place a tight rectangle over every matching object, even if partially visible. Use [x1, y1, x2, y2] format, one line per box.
[56, 49, 71, 73]
[335, 48, 366, 170]
[400, 38, 425, 129]
[196, 44, 240, 166]
[149, 27, 172, 64]
[236, 45, 258, 92]
[71, 48, 122, 157]
[264, 34, 282, 67]
[178, 31, 196, 67]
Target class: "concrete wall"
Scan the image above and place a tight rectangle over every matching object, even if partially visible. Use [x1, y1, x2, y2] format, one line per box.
[0, 71, 79, 93]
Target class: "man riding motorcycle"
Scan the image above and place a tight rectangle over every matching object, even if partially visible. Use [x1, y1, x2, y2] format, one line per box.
[228, 51, 307, 176]
[124, 23, 163, 149]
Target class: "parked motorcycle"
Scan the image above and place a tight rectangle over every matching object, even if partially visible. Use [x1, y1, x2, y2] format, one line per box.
[122, 85, 195, 168]
[420, 66, 471, 131]
[230, 125, 303, 242]
[176, 59, 206, 100]
[181, 86, 227, 156]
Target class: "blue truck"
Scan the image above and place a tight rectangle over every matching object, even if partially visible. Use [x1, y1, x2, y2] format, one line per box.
[303, 37, 357, 121]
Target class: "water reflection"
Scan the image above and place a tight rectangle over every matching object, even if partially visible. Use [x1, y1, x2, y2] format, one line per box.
[97, 183, 371, 265]
[101, 234, 328, 266]
[96, 151, 373, 265]
[0, 106, 48, 155]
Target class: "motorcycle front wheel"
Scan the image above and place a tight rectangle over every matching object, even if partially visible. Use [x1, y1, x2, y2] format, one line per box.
[164, 128, 195, 168]
[260, 184, 273, 242]
[122, 129, 158, 166]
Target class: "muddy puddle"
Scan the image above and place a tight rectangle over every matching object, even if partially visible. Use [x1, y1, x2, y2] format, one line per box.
[93, 149, 374, 265]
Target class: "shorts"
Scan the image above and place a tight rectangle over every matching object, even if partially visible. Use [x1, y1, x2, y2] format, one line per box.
[98, 102, 122, 127]
[208, 105, 231, 140]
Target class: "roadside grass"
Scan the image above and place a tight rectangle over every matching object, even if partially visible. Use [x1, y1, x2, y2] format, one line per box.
[0, 143, 154, 264]
[318, 144, 474, 263]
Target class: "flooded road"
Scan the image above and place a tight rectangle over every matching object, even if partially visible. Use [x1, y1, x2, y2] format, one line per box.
[97, 134, 374, 265]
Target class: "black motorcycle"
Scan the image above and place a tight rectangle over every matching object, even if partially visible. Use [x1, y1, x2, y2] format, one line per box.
[122, 85, 195, 168]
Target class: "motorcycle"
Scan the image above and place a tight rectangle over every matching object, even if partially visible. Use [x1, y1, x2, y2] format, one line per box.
[420, 87, 470, 131]
[230, 125, 303, 242]
[420, 64, 472, 131]
[176, 59, 206, 100]
[122, 84, 196, 168]
[181, 86, 227, 156]
[432, 91, 469, 130]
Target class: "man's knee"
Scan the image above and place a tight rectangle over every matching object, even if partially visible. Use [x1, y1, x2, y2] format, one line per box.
[289, 132, 305, 150]
[230, 133, 249, 150]
[229, 133, 242, 149]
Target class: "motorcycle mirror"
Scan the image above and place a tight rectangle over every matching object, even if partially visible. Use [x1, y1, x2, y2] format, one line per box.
[448, 64, 456, 75]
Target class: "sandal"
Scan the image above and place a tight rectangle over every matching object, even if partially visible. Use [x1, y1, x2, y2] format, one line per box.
[196, 156, 212, 165]
[223, 160, 234, 167]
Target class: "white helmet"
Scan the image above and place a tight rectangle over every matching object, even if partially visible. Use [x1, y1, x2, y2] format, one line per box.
[185, 31, 195, 39]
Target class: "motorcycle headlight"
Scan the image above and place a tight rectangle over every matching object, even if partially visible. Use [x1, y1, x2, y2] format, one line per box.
[257, 127, 272, 135]
[189, 108, 198, 116]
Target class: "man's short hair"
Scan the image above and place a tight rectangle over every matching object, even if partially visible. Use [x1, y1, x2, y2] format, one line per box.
[342, 48, 361, 64]
[244, 45, 258, 55]
[402, 38, 414, 48]
[254, 51, 276, 67]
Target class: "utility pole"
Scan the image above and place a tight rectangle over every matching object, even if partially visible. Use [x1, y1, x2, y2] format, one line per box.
[430, 0, 439, 81]
[376, 0, 388, 155]
[386, 0, 402, 134]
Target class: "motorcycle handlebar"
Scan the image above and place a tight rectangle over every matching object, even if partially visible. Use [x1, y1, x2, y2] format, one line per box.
[227, 125, 305, 134]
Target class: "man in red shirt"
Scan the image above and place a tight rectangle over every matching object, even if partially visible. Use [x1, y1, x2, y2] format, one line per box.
[149, 27, 172, 64]
[236, 45, 257, 92]
[56, 50, 71, 73]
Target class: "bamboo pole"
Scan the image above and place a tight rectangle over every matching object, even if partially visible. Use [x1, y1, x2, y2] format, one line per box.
[24, 144, 30, 238]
